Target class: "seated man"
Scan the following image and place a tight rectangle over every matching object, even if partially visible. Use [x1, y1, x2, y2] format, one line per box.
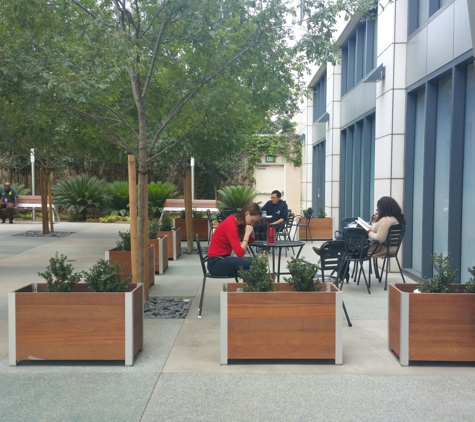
[255, 190, 288, 237]
[0, 182, 18, 224]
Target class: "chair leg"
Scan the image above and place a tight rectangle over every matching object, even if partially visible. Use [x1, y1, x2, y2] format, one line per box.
[395, 256, 406, 284]
[359, 263, 371, 294]
[384, 256, 390, 290]
[198, 275, 207, 318]
[307, 224, 313, 243]
[342, 301, 352, 327]
[374, 258, 380, 281]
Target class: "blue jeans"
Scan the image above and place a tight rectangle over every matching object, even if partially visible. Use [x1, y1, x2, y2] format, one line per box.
[207, 256, 253, 276]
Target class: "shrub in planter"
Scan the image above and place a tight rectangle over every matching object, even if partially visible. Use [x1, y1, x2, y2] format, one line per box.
[418, 253, 457, 293]
[284, 257, 321, 292]
[157, 214, 180, 260]
[159, 214, 173, 231]
[117, 230, 131, 251]
[217, 185, 259, 212]
[238, 254, 275, 292]
[465, 266, 475, 293]
[37, 253, 83, 292]
[83, 259, 130, 292]
[147, 220, 168, 274]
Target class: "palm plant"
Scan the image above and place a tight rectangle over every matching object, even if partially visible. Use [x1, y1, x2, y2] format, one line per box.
[52, 175, 110, 217]
[107, 181, 129, 216]
[217, 185, 259, 212]
[148, 181, 177, 218]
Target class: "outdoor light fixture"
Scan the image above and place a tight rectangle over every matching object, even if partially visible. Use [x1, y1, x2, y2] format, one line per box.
[363, 64, 385, 83]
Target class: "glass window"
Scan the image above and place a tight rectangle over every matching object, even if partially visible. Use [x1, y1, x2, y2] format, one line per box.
[313, 141, 326, 211]
[412, 90, 426, 272]
[313, 72, 327, 122]
[461, 64, 475, 282]
[417, 0, 429, 27]
[432, 76, 452, 255]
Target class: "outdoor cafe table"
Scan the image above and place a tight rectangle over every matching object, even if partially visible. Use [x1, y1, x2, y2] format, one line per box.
[247, 240, 305, 282]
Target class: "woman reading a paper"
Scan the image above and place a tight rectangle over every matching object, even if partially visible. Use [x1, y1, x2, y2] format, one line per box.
[359, 196, 405, 257]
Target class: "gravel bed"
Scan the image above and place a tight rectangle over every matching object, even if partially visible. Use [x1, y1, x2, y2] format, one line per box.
[144, 297, 192, 319]
[13, 231, 75, 238]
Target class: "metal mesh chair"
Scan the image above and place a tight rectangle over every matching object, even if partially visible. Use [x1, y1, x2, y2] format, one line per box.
[313, 240, 352, 327]
[334, 217, 357, 239]
[206, 209, 216, 244]
[196, 235, 238, 318]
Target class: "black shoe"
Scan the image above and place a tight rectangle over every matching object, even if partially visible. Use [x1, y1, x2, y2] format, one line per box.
[9, 220, 13, 224]
[1, 218, 5, 224]
[312, 246, 321, 256]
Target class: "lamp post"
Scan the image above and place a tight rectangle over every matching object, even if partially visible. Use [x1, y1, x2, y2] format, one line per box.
[30, 149, 35, 221]
[191, 156, 195, 199]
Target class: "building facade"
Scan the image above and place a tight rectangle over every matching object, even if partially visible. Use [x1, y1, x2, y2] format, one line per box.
[296, 0, 475, 281]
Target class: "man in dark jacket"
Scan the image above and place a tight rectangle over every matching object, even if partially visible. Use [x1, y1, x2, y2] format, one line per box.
[0, 182, 18, 224]
[255, 190, 288, 238]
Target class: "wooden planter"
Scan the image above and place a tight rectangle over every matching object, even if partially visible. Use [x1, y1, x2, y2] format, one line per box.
[106, 245, 155, 286]
[147, 236, 169, 274]
[174, 218, 209, 241]
[388, 283, 475, 366]
[157, 228, 181, 260]
[299, 217, 333, 240]
[220, 282, 342, 364]
[8, 283, 143, 366]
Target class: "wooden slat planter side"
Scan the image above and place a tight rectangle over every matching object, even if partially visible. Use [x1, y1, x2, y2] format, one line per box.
[157, 229, 181, 260]
[221, 283, 342, 364]
[9, 283, 143, 366]
[174, 219, 208, 241]
[106, 245, 155, 286]
[299, 218, 333, 240]
[388, 284, 475, 365]
[147, 236, 169, 274]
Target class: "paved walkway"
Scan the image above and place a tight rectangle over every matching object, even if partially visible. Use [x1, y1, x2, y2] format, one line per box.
[1, 222, 475, 421]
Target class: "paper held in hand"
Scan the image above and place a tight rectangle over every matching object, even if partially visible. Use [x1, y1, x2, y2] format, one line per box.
[356, 217, 372, 231]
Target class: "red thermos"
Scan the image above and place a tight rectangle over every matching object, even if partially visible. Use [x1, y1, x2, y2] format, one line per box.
[267, 226, 275, 245]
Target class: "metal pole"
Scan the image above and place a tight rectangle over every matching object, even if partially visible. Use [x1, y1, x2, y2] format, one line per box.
[191, 156, 195, 200]
[30, 149, 35, 221]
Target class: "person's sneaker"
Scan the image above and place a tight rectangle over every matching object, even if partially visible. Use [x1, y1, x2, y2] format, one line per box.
[1, 218, 5, 224]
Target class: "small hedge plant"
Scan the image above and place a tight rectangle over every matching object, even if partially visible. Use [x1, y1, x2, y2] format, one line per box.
[284, 257, 321, 291]
[38, 253, 83, 292]
[117, 230, 131, 251]
[83, 259, 130, 292]
[418, 253, 457, 293]
[465, 266, 475, 293]
[159, 214, 173, 231]
[238, 254, 275, 292]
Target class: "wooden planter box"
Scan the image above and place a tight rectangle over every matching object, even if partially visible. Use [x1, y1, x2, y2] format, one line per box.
[157, 228, 181, 260]
[106, 245, 155, 286]
[174, 218, 208, 241]
[388, 283, 475, 366]
[8, 283, 143, 366]
[147, 236, 169, 274]
[299, 217, 333, 240]
[220, 282, 342, 364]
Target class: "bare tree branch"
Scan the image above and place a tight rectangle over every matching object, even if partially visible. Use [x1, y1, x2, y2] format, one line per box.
[91, 99, 138, 136]
[66, 105, 135, 154]
[142, 16, 167, 98]
[71, 0, 114, 28]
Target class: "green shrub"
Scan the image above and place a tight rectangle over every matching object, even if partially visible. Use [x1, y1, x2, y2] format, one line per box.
[83, 259, 130, 292]
[117, 230, 131, 251]
[107, 181, 129, 216]
[284, 257, 321, 291]
[418, 253, 457, 293]
[303, 207, 313, 219]
[52, 175, 111, 216]
[239, 255, 275, 292]
[38, 253, 82, 292]
[99, 215, 130, 223]
[148, 220, 160, 239]
[148, 181, 177, 218]
[159, 214, 173, 231]
[317, 206, 326, 218]
[465, 266, 475, 293]
[218, 185, 259, 212]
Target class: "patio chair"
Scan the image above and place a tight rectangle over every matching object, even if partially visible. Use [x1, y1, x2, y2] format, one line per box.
[196, 235, 238, 318]
[293, 208, 313, 243]
[334, 217, 357, 239]
[373, 224, 406, 290]
[206, 209, 216, 244]
[313, 240, 352, 327]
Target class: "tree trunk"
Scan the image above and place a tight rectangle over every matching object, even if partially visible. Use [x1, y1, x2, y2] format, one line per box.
[128, 155, 138, 284]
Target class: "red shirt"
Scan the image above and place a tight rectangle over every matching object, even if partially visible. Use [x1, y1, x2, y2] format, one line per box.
[207, 215, 254, 258]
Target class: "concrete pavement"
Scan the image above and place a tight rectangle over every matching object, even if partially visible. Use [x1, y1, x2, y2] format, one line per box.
[1, 221, 475, 421]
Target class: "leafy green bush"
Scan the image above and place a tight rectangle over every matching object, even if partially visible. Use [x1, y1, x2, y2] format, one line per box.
[159, 214, 173, 231]
[317, 206, 326, 218]
[465, 266, 475, 293]
[83, 259, 130, 292]
[99, 215, 130, 223]
[52, 175, 111, 217]
[148, 220, 160, 239]
[0, 183, 31, 195]
[418, 253, 457, 293]
[218, 185, 259, 212]
[239, 255, 275, 292]
[284, 257, 321, 291]
[38, 253, 82, 292]
[117, 230, 131, 251]
[148, 181, 177, 218]
[107, 181, 129, 216]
